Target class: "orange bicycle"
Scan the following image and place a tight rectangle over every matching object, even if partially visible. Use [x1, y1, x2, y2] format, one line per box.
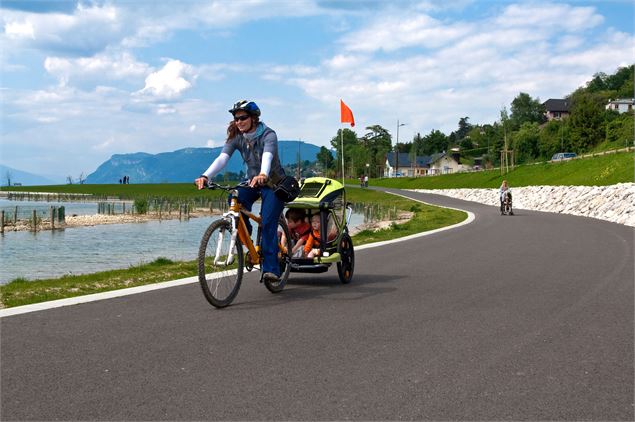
[198, 182, 291, 308]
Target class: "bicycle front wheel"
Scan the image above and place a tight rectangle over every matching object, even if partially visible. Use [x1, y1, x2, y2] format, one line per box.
[198, 219, 244, 308]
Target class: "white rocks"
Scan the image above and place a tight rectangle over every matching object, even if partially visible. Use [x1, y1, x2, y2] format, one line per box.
[411, 183, 635, 227]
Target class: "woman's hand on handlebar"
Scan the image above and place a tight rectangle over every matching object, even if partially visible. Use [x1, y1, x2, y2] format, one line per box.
[249, 173, 268, 188]
[195, 176, 208, 190]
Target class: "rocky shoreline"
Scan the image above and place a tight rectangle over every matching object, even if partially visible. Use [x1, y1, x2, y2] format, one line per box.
[410, 183, 635, 227]
[0, 211, 210, 232]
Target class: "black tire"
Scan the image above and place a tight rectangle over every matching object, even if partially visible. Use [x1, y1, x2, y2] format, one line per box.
[198, 219, 244, 308]
[264, 216, 291, 293]
[337, 232, 354, 284]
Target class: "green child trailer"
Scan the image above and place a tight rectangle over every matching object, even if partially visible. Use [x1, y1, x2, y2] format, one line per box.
[285, 177, 355, 283]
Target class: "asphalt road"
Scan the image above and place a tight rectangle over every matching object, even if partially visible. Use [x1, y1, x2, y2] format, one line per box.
[2, 189, 633, 421]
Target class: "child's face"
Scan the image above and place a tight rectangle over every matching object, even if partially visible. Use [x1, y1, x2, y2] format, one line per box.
[287, 218, 299, 229]
[311, 215, 320, 230]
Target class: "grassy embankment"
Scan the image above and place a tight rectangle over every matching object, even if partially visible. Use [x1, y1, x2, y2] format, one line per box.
[0, 187, 466, 308]
[372, 150, 633, 190]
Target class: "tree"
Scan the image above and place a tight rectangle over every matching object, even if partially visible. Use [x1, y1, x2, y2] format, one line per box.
[587, 65, 634, 98]
[78, 172, 86, 184]
[361, 125, 392, 177]
[606, 110, 634, 148]
[511, 122, 540, 163]
[568, 92, 605, 152]
[316, 146, 334, 175]
[586, 72, 608, 92]
[4, 170, 12, 187]
[409, 133, 424, 164]
[66, 175, 74, 184]
[510, 92, 546, 130]
[421, 129, 449, 155]
[330, 128, 359, 179]
[539, 119, 570, 159]
[610, 65, 634, 97]
[455, 116, 472, 140]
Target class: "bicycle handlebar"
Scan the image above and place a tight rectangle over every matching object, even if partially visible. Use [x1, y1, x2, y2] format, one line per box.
[203, 181, 249, 191]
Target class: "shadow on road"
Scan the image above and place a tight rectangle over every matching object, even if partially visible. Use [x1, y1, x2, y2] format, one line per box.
[224, 273, 404, 311]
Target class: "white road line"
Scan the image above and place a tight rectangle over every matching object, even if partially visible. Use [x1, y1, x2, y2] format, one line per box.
[0, 193, 474, 318]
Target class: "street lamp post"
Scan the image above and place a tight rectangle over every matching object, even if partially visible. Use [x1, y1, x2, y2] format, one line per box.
[395, 120, 406, 177]
[297, 139, 302, 179]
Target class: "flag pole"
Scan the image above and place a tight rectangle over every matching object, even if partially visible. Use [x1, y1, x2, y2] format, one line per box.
[340, 127, 345, 186]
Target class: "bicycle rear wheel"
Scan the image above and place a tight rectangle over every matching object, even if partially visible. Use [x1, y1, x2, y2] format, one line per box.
[337, 232, 354, 284]
[198, 219, 244, 308]
[264, 216, 291, 293]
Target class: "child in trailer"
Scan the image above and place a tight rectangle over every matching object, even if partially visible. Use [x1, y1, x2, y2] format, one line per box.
[284, 208, 311, 258]
[304, 214, 323, 258]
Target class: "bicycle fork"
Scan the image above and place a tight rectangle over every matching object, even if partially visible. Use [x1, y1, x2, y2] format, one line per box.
[214, 216, 239, 266]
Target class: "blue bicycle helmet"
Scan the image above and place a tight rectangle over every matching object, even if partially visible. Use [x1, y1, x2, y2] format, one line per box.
[229, 100, 261, 117]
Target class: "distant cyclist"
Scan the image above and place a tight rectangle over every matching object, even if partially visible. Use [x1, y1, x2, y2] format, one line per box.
[194, 100, 286, 283]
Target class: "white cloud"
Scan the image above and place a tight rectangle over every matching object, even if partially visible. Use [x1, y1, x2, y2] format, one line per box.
[288, 2, 633, 136]
[1, 4, 123, 55]
[44, 52, 150, 85]
[136, 59, 197, 99]
[496, 3, 603, 32]
[342, 14, 472, 52]
[4, 20, 34, 39]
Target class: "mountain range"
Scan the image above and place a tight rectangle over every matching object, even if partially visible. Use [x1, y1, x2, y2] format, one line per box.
[85, 141, 325, 184]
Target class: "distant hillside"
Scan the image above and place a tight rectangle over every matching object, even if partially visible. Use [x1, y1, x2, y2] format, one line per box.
[85, 141, 325, 184]
[0, 164, 60, 186]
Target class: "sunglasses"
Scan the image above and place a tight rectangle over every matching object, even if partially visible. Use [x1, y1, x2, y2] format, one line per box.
[234, 115, 251, 122]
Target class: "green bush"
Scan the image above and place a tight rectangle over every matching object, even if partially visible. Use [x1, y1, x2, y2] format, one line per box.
[134, 198, 148, 214]
[151, 257, 174, 265]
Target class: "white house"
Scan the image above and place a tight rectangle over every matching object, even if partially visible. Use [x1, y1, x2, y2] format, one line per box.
[606, 98, 634, 113]
[427, 153, 462, 175]
[384, 152, 463, 177]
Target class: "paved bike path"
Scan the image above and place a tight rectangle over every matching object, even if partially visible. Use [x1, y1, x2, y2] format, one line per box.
[1, 189, 633, 420]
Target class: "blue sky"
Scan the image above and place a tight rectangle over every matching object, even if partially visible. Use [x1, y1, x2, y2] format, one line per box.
[1, 0, 633, 180]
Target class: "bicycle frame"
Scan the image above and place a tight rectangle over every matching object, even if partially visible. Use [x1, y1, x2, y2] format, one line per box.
[215, 188, 262, 267]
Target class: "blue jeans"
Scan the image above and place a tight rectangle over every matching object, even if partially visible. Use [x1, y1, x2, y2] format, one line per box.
[234, 185, 285, 276]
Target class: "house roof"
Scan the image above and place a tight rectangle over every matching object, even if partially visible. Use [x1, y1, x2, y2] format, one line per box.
[543, 98, 570, 112]
[607, 98, 634, 105]
[386, 152, 447, 168]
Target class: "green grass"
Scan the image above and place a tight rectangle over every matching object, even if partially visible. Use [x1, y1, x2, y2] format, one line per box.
[0, 258, 198, 308]
[0, 182, 224, 199]
[0, 189, 466, 308]
[372, 151, 634, 190]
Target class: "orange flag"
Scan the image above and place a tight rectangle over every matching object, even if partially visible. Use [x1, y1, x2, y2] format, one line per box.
[340, 99, 355, 127]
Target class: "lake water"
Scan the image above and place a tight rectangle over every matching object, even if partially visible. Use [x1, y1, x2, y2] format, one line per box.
[0, 204, 365, 284]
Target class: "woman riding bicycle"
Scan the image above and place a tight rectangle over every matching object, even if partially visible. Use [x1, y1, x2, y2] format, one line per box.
[195, 100, 286, 283]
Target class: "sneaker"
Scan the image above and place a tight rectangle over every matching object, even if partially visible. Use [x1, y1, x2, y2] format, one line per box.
[262, 272, 280, 282]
